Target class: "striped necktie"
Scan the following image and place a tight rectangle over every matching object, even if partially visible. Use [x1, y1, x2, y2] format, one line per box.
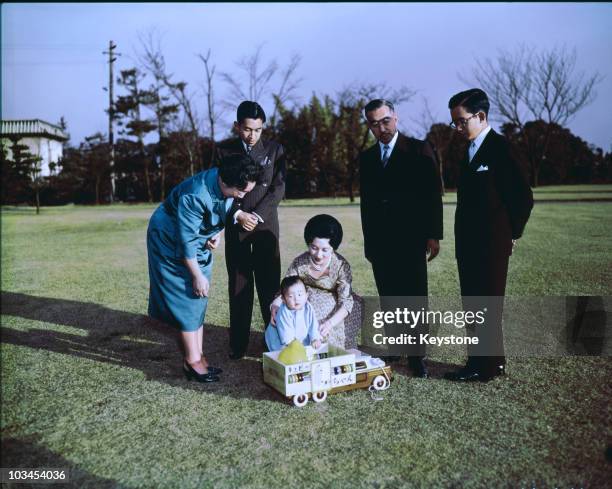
[381, 145, 390, 167]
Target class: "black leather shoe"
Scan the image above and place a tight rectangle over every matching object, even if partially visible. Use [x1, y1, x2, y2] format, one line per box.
[408, 357, 429, 378]
[229, 351, 245, 360]
[183, 363, 220, 383]
[380, 355, 401, 363]
[444, 367, 482, 382]
[485, 364, 506, 380]
[444, 364, 505, 382]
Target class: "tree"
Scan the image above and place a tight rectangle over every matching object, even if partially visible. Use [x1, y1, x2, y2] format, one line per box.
[221, 44, 278, 104]
[197, 49, 220, 147]
[3, 140, 45, 213]
[138, 29, 202, 176]
[337, 83, 416, 201]
[115, 68, 158, 202]
[465, 44, 602, 186]
[81, 133, 111, 205]
[221, 45, 302, 126]
[501, 120, 605, 185]
[412, 97, 449, 194]
[1, 140, 30, 205]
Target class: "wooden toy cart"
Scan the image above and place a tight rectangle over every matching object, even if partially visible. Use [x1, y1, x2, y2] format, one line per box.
[263, 344, 393, 407]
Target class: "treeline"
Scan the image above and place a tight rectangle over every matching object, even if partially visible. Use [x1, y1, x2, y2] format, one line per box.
[2, 42, 610, 207]
[3, 99, 611, 208]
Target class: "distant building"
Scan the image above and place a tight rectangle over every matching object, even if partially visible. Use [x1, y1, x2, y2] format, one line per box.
[1, 119, 69, 176]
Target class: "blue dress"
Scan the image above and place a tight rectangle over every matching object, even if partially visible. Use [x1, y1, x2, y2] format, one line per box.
[147, 168, 233, 332]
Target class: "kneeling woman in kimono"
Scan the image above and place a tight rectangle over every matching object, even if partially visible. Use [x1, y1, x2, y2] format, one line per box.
[147, 154, 260, 383]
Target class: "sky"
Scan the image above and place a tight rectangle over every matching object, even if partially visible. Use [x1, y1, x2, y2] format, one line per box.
[2, 2, 612, 150]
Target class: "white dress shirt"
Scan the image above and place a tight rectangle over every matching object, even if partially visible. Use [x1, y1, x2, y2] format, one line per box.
[469, 125, 492, 162]
[378, 130, 399, 162]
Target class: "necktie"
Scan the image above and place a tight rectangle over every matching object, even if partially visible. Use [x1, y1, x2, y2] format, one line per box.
[468, 141, 477, 162]
[381, 145, 390, 167]
[246, 146, 252, 154]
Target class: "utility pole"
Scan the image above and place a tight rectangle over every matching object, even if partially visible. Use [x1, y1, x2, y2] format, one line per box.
[103, 41, 120, 203]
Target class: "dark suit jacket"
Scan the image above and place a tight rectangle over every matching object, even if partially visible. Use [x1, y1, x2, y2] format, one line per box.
[455, 129, 533, 259]
[359, 132, 443, 261]
[215, 138, 286, 242]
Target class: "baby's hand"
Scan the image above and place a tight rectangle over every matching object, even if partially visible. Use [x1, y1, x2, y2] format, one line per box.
[311, 339, 322, 349]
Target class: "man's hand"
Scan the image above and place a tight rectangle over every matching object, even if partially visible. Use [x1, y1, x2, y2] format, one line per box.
[426, 239, 440, 262]
[192, 273, 210, 298]
[237, 212, 259, 231]
[205, 232, 222, 250]
[311, 339, 322, 349]
[511, 239, 518, 255]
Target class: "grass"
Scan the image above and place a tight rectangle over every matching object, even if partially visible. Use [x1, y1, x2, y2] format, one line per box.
[2, 191, 612, 488]
[280, 184, 612, 206]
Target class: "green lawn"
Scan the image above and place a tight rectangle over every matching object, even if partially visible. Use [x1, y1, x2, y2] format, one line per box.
[1, 194, 611, 488]
[280, 184, 612, 206]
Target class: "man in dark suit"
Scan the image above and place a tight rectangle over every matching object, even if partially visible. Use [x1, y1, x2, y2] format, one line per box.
[445, 88, 533, 382]
[359, 99, 443, 378]
[216, 101, 286, 359]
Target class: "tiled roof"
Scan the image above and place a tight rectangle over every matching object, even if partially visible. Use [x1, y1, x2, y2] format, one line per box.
[1, 119, 69, 141]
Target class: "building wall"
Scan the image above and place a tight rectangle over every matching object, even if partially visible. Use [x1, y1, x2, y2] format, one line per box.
[1, 136, 64, 176]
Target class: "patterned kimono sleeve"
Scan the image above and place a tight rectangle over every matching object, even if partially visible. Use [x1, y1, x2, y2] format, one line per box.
[335, 259, 354, 314]
[284, 257, 301, 278]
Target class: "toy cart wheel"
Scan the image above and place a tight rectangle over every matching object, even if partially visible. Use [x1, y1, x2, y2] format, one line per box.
[312, 391, 327, 403]
[372, 375, 388, 391]
[292, 394, 309, 407]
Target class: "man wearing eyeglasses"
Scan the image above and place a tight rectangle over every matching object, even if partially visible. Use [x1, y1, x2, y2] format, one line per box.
[445, 88, 533, 382]
[359, 99, 443, 378]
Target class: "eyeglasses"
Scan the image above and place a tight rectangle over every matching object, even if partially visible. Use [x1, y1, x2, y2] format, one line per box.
[449, 113, 478, 129]
[367, 116, 395, 128]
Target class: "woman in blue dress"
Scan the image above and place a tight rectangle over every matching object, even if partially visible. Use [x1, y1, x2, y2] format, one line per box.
[147, 154, 260, 383]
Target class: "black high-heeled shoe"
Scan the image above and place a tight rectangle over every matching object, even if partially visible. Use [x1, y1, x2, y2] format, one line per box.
[203, 365, 223, 375]
[183, 362, 220, 383]
[200, 358, 223, 375]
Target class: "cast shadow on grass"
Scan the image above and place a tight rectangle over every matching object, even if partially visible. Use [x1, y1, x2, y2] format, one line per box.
[0, 435, 123, 489]
[1, 291, 279, 403]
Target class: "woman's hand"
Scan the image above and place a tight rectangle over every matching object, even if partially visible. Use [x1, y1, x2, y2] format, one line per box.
[192, 273, 210, 298]
[206, 232, 222, 250]
[319, 320, 332, 339]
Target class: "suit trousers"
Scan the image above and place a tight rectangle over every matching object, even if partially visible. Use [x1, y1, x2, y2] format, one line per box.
[371, 243, 428, 357]
[457, 250, 509, 374]
[226, 230, 281, 355]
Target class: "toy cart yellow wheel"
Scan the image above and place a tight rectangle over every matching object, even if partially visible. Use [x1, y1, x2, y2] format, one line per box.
[312, 391, 328, 403]
[372, 375, 388, 390]
[292, 393, 309, 407]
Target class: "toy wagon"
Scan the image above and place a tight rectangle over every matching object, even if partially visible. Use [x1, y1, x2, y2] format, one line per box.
[263, 344, 393, 407]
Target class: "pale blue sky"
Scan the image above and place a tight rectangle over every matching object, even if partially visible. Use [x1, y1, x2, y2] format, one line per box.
[2, 3, 611, 150]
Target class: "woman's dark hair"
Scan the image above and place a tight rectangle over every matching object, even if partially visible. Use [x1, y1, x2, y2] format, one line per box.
[448, 88, 490, 116]
[280, 275, 304, 296]
[236, 101, 266, 123]
[218, 153, 261, 190]
[304, 214, 343, 250]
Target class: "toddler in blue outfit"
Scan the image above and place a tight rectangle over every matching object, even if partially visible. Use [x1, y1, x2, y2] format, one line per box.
[265, 276, 322, 351]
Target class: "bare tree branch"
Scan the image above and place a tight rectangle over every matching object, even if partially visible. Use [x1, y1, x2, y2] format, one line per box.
[461, 44, 603, 186]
